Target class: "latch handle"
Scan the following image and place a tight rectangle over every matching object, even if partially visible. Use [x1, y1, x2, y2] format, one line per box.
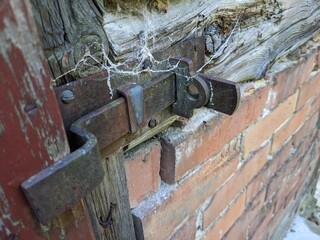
[117, 83, 145, 133]
[197, 73, 240, 115]
[170, 57, 240, 118]
[21, 117, 104, 225]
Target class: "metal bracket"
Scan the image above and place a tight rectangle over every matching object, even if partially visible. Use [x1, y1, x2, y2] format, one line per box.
[170, 57, 239, 118]
[197, 73, 240, 115]
[21, 36, 240, 225]
[117, 83, 145, 133]
[21, 118, 104, 225]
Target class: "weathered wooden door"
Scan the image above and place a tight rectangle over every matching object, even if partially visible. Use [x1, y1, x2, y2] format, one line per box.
[0, 0, 95, 239]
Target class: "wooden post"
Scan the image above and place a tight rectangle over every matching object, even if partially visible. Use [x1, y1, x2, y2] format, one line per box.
[30, 0, 109, 84]
[86, 149, 136, 240]
[31, 1, 139, 238]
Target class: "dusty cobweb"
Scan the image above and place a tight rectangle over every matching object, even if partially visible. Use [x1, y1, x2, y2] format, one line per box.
[51, 9, 242, 97]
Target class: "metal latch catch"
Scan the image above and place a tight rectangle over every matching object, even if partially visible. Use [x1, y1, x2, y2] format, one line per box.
[21, 37, 240, 225]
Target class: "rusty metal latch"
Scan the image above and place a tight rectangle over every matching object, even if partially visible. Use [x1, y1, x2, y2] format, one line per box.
[170, 57, 239, 118]
[21, 118, 104, 225]
[21, 37, 240, 225]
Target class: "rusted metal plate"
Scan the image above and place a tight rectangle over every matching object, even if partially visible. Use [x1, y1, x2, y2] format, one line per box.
[0, 0, 95, 238]
[198, 73, 240, 115]
[118, 83, 145, 133]
[152, 36, 206, 72]
[77, 73, 175, 151]
[21, 121, 104, 225]
[170, 57, 209, 118]
[169, 58, 240, 118]
[54, 37, 205, 131]
[54, 71, 112, 130]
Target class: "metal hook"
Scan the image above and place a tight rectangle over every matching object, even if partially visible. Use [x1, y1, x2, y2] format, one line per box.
[99, 203, 116, 228]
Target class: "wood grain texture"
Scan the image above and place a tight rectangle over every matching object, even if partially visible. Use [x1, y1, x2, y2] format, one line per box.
[31, 0, 109, 84]
[85, 150, 136, 240]
[31, 0, 320, 83]
[0, 0, 95, 238]
[103, 0, 320, 82]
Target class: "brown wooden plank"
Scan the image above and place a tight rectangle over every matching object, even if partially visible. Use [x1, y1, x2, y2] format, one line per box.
[85, 149, 136, 239]
[0, 0, 95, 239]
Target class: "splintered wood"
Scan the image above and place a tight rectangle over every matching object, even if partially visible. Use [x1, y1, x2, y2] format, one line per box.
[103, 0, 320, 82]
[32, 0, 320, 83]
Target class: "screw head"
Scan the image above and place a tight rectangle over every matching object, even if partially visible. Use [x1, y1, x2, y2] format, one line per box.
[148, 118, 158, 128]
[61, 90, 75, 104]
[194, 44, 198, 51]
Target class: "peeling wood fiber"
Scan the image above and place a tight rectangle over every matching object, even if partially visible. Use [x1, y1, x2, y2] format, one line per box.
[31, 0, 320, 84]
[103, 0, 320, 82]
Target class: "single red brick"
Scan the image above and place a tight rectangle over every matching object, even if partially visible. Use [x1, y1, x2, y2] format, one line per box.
[222, 217, 248, 240]
[268, 138, 293, 178]
[225, 187, 267, 240]
[218, 84, 270, 149]
[169, 215, 197, 240]
[271, 103, 309, 153]
[246, 172, 268, 206]
[125, 140, 161, 208]
[309, 93, 320, 116]
[274, 181, 294, 214]
[243, 92, 298, 158]
[268, 50, 317, 109]
[292, 118, 311, 148]
[132, 153, 239, 240]
[297, 70, 320, 110]
[251, 210, 274, 240]
[160, 84, 269, 184]
[297, 112, 320, 153]
[160, 110, 223, 184]
[203, 142, 270, 228]
[247, 188, 267, 221]
[291, 142, 306, 168]
[266, 141, 304, 202]
[265, 172, 282, 202]
[298, 143, 317, 181]
[284, 186, 299, 210]
[292, 117, 318, 160]
[204, 191, 246, 240]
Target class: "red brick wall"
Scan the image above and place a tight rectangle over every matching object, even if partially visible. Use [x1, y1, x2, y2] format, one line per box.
[124, 36, 320, 240]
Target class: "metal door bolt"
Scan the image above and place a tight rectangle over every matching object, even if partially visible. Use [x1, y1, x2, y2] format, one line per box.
[148, 118, 158, 128]
[61, 90, 75, 104]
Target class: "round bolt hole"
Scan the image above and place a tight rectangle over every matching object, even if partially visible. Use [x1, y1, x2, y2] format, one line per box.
[187, 83, 200, 99]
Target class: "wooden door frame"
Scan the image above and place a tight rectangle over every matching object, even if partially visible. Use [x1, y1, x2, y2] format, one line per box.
[0, 0, 95, 239]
